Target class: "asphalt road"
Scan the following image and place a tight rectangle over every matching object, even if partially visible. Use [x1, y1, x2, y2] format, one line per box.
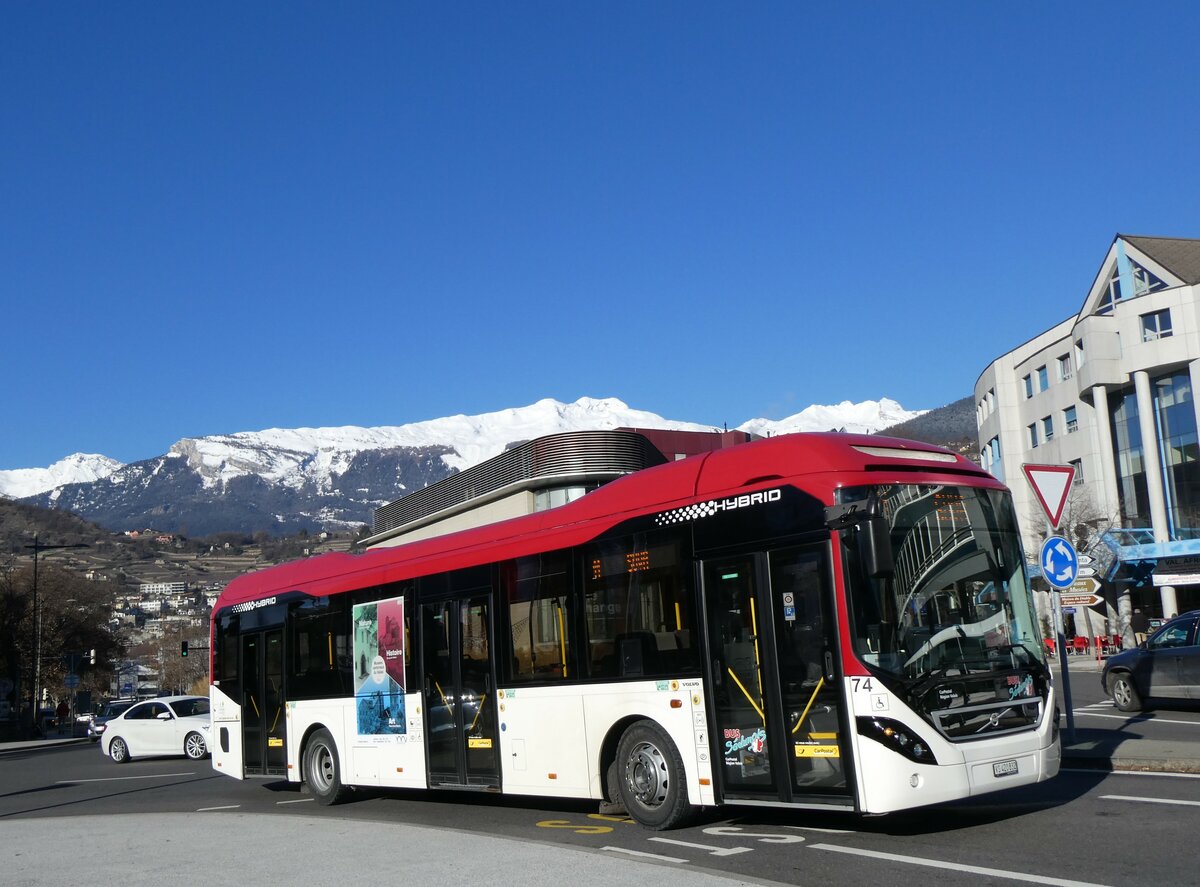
[2, 735, 1198, 886]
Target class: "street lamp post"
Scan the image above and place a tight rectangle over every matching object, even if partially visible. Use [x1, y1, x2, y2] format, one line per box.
[24, 533, 88, 737]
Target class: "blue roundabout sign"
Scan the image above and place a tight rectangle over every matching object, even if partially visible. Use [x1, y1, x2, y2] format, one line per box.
[1040, 535, 1079, 590]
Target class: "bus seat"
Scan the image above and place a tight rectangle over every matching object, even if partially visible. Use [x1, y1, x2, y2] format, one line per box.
[616, 632, 659, 676]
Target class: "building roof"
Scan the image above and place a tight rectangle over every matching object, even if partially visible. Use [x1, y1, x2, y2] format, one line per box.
[1122, 235, 1200, 285]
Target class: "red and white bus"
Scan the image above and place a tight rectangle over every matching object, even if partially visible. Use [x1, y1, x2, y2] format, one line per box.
[208, 432, 1060, 828]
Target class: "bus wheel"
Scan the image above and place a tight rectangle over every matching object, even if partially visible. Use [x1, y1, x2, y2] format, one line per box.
[304, 728, 349, 805]
[615, 720, 693, 830]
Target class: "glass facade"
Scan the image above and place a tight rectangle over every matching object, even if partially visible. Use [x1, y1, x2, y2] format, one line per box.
[1110, 389, 1149, 524]
[1153, 371, 1200, 536]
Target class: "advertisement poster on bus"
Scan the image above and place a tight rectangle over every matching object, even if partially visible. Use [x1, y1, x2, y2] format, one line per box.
[353, 597, 406, 738]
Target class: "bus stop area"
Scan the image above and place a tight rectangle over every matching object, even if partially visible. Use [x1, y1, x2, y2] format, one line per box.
[3, 810, 769, 887]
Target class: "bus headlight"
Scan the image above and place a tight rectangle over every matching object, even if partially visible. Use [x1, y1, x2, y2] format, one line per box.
[856, 716, 938, 765]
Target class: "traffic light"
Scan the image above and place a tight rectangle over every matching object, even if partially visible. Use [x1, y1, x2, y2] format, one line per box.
[89, 648, 96, 665]
[181, 640, 189, 658]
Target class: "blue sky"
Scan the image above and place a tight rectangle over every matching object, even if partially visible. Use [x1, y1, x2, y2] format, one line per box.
[3, 3, 1199, 469]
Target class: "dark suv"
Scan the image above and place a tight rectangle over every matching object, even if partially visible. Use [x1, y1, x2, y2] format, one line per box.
[1103, 610, 1200, 711]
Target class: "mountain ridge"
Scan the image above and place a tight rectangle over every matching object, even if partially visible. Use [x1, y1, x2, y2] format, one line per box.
[5, 396, 954, 536]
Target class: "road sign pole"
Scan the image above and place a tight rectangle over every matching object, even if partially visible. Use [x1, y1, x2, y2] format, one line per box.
[1051, 591, 1075, 744]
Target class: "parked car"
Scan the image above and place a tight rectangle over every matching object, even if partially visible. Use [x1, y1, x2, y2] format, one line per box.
[88, 699, 136, 742]
[100, 695, 211, 762]
[1103, 610, 1200, 711]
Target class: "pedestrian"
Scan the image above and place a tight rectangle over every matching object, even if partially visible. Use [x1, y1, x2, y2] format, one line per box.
[1131, 608, 1149, 645]
[55, 699, 69, 733]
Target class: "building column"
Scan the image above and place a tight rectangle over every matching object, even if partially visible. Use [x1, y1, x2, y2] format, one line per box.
[1133, 370, 1179, 616]
[1090, 385, 1122, 520]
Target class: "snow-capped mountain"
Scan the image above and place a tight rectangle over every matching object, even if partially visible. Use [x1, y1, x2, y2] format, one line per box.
[0, 453, 122, 500]
[8, 396, 927, 535]
[165, 397, 719, 493]
[739, 397, 922, 438]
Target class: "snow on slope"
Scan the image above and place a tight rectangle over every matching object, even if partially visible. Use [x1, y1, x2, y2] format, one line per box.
[3, 396, 928, 499]
[0, 453, 123, 499]
[168, 397, 719, 490]
[738, 398, 923, 437]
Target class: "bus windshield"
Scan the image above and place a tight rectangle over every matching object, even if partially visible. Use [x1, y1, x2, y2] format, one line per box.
[839, 484, 1048, 732]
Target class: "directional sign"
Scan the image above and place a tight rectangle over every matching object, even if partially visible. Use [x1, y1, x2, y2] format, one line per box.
[1069, 577, 1101, 596]
[1040, 535, 1079, 589]
[1059, 593, 1104, 608]
[1022, 464, 1075, 528]
[64, 674, 81, 689]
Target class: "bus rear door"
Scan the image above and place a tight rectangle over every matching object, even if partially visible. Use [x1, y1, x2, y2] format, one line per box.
[703, 546, 852, 809]
[421, 593, 501, 789]
[240, 629, 287, 777]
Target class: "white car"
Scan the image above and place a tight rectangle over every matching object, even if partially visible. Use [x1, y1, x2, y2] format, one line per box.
[100, 695, 211, 763]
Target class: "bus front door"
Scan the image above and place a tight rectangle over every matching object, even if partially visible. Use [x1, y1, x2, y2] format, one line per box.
[240, 629, 286, 777]
[421, 594, 500, 789]
[704, 546, 850, 807]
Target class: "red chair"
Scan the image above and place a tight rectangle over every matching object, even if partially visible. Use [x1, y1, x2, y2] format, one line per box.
[1072, 636, 1089, 655]
[1044, 638, 1055, 655]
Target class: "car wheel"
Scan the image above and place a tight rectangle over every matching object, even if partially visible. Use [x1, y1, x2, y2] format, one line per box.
[615, 720, 693, 830]
[184, 731, 208, 760]
[109, 737, 130, 763]
[1110, 672, 1142, 712]
[303, 728, 350, 805]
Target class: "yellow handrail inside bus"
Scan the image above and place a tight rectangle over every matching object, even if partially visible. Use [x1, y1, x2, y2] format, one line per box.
[556, 602, 568, 678]
[791, 677, 826, 735]
[750, 596, 765, 711]
[327, 632, 333, 668]
[726, 667, 765, 723]
[674, 601, 682, 631]
[270, 706, 282, 733]
[248, 695, 260, 717]
[434, 680, 452, 714]
[469, 694, 487, 732]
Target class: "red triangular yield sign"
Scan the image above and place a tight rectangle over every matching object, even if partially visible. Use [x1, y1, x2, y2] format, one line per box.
[1021, 463, 1075, 528]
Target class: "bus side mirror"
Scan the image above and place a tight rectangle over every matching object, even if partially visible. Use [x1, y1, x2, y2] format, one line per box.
[862, 516, 894, 579]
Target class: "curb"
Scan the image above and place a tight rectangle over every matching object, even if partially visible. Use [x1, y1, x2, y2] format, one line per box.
[0, 737, 92, 757]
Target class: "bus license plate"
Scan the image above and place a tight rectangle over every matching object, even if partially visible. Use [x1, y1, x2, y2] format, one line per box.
[993, 759, 1018, 777]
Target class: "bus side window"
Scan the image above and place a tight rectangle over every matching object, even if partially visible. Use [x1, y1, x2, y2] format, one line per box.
[502, 553, 573, 682]
[583, 530, 699, 680]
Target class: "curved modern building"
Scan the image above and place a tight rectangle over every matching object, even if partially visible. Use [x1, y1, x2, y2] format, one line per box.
[364, 428, 752, 548]
[976, 234, 1200, 637]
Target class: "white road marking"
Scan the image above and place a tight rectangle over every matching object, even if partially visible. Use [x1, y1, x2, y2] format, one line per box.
[784, 825, 856, 834]
[197, 805, 241, 811]
[276, 797, 315, 804]
[1101, 794, 1200, 807]
[601, 846, 687, 863]
[701, 826, 805, 843]
[1061, 768, 1200, 780]
[649, 837, 751, 856]
[56, 773, 194, 783]
[810, 843, 1113, 886]
[1073, 711, 1200, 725]
[1075, 705, 1200, 724]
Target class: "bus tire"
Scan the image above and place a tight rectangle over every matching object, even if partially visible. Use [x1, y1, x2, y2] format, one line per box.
[615, 720, 693, 830]
[304, 728, 350, 805]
